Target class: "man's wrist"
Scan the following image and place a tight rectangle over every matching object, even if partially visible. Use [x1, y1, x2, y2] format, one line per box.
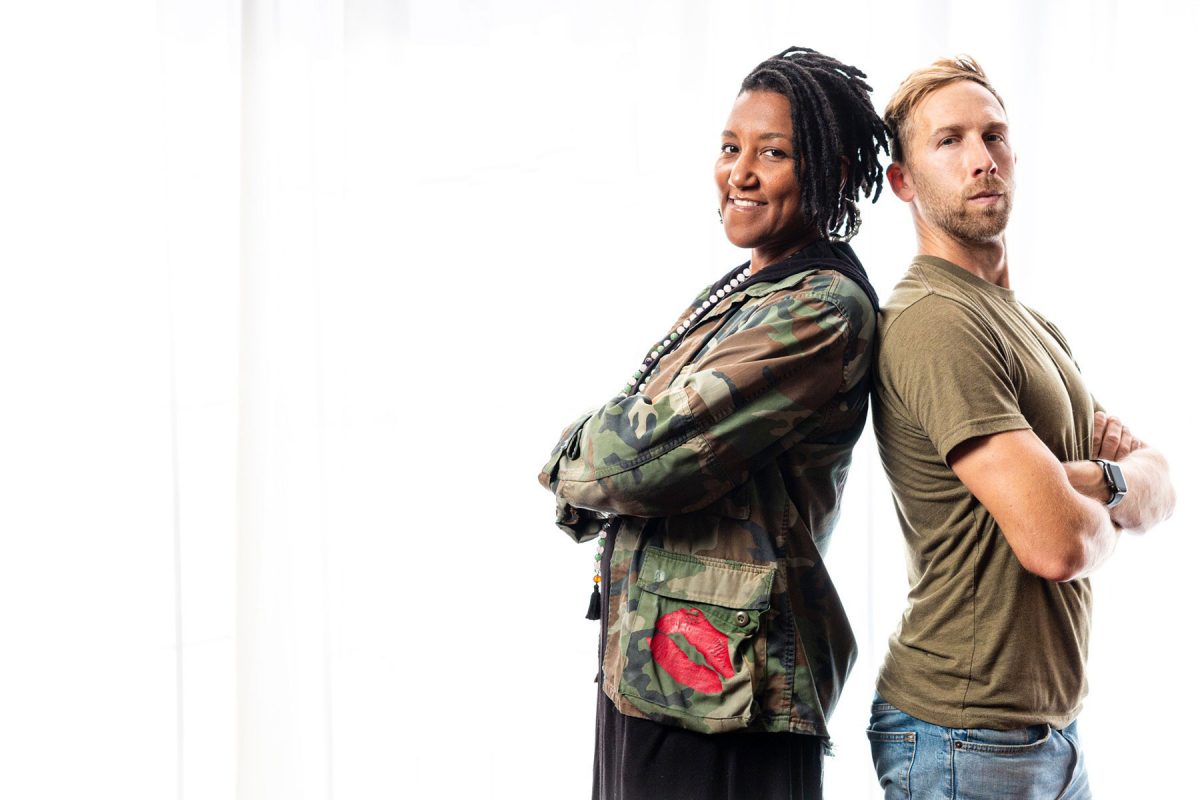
[1091, 458, 1128, 508]
[1065, 460, 1111, 504]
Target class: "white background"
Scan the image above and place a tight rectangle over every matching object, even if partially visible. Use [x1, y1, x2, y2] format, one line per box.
[0, 1, 1195, 798]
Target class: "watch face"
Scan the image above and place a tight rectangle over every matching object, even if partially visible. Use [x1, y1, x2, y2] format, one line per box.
[1108, 462, 1128, 494]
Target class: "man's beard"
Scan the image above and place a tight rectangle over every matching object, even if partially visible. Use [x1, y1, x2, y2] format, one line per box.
[916, 174, 1013, 243]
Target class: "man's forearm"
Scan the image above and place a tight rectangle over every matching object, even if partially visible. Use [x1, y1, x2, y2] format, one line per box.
[950, 430, 1122, 582]
[1063, 459, 1110, 505]
[1064, 447, 1175, 534]
[1046, 467, 1122, 580]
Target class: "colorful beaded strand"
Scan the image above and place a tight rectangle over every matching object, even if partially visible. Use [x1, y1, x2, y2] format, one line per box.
[586, 266, 752, 618]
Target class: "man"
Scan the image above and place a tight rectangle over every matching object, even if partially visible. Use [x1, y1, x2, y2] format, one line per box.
[867, 56, 1175, 798]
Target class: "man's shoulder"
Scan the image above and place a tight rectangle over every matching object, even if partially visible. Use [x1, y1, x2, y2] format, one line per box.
[879, 272, 984, 342]
[876, 275, 1011, 388]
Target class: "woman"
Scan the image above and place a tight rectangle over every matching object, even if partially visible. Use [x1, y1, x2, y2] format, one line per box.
[539, 47, 888, 799]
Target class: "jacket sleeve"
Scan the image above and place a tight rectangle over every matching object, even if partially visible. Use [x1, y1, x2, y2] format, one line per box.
[538, 286, 855, 527]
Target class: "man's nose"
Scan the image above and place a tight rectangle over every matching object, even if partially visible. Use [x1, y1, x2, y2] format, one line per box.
[967, 137, 998, 177]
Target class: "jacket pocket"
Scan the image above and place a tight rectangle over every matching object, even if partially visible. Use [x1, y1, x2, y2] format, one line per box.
[616, 546, 775, 733]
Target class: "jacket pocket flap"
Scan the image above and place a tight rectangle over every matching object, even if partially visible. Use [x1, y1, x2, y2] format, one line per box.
[636, 547, 774, 610]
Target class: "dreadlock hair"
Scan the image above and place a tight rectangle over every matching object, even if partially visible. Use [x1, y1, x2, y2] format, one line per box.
[739, 46, 889, 241]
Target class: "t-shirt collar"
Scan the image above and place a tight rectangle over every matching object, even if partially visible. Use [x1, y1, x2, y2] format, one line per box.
[913, 255, 1017, 302]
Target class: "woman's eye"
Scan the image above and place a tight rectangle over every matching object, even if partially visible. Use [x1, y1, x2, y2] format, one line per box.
[763, 148, 789, 159]
[720, 143, 738, 155]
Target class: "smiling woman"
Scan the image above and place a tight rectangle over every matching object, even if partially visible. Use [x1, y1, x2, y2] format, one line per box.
[537, 46, 889, 800]
[718, 91, 812, 265]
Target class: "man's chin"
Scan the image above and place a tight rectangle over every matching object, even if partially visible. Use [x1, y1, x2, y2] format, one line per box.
[950, 209, 1009, 242]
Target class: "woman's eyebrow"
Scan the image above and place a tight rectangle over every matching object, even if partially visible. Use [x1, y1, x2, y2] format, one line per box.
[721, 130, 790, 140]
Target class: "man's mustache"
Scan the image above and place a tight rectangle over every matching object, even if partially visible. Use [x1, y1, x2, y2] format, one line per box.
[964, 176, 1009, 200]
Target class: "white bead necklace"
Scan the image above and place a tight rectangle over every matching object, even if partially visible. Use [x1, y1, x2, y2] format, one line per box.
[586, 265, 753, 619]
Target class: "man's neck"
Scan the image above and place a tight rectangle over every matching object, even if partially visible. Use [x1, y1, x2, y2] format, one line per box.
[915, 223, 1010, 289]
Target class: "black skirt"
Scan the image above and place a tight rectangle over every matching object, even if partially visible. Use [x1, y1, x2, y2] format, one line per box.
[593, 681, 823, 799]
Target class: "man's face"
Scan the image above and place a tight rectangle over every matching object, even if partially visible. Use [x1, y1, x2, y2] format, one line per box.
[893, 80, 1014, 243]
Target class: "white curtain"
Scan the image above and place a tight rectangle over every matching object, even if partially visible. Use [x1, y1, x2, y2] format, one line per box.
[1, 1, 1196, 798]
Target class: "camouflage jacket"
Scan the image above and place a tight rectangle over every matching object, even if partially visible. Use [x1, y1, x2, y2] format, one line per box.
[540, 242, 877, 739]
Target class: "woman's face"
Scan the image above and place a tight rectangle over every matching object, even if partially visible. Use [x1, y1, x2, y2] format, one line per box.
[715, 91, 812, 263]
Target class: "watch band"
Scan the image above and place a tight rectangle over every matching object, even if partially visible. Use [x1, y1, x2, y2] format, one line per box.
[1091, 458, 1128, 508]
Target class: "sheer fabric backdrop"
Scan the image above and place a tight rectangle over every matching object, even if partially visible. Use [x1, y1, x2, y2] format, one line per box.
[0, 1, 1194, 798]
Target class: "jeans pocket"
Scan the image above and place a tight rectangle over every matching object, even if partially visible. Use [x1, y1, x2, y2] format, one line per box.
[954, 723, 1051, 754]
[866, 728, 916, 800]
[951, 725, 1077, 800]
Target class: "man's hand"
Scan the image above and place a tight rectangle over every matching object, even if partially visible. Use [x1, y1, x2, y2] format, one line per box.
[1073, 411, 1175, 534]
[1092, 411, 1144, 460]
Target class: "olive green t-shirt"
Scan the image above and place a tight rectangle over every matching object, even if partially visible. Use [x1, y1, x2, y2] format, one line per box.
[873, 255, 1095, 731]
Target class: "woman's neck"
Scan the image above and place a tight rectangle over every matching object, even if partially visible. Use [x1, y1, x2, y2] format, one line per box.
[750, 229, 822, 273]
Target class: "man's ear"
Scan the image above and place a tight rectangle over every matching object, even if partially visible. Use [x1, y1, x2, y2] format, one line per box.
[886, 162, 914, 202]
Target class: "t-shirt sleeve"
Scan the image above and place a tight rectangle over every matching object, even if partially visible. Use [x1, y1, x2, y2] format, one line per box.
[879, 295, 1030, 463]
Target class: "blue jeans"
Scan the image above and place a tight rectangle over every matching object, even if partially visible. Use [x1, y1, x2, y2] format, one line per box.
[866, 695, 1091, 800]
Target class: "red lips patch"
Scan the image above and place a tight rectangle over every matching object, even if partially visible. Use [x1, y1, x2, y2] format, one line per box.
[649, 608, 734, 694]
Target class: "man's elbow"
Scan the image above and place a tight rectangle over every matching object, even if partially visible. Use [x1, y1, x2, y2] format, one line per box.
[1023, 547, 1088, 583]
[1012, 519, 1099, 583]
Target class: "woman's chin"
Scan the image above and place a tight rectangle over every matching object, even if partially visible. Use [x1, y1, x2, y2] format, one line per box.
[720, 228, 762, 251]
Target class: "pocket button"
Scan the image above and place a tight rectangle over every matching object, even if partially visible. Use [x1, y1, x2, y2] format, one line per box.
[735, 611, 750, 627]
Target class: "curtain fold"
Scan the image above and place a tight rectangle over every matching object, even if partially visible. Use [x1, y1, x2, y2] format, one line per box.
[236, 1, 343, 798]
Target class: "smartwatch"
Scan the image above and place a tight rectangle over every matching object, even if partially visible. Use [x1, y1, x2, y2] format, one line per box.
[1091, 459, 1127, 508]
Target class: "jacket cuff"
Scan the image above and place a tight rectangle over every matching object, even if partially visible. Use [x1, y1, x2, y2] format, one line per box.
[554, 494, 607, 543]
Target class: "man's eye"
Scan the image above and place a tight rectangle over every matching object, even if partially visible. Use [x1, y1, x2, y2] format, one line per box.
[939, 137, 958, 147]
[985, 133, 1006, 143]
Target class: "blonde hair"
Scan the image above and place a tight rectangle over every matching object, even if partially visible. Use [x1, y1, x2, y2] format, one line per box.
[883, 55, 1005, 163]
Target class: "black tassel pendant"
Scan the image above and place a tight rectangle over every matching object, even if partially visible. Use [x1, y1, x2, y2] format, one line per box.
[585, 584, 601, 620]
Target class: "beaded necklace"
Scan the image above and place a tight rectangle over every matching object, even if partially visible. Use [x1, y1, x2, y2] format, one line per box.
[584, 265, 754, 620]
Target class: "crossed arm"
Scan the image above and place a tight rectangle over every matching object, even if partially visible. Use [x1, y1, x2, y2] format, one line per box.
[948, 411, 1175, 583]
[539, 287, 859, 537]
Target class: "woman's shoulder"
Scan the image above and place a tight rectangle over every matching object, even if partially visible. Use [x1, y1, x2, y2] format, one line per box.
[750, 267, 875, 333]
